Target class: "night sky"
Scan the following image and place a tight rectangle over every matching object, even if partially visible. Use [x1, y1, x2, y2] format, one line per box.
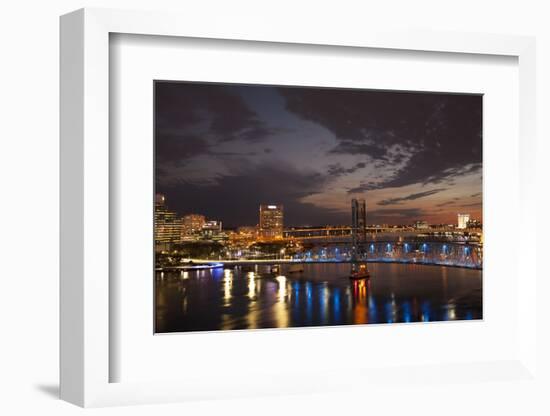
[155, 81, 482, 228]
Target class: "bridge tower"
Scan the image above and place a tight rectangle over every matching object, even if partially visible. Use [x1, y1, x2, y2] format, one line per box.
[351, 198, 367, 262]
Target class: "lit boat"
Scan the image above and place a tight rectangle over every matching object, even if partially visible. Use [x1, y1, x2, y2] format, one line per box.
[350, 263, 370, 280]
[288, 264, 304, 273]
[182, 262, 224, 270]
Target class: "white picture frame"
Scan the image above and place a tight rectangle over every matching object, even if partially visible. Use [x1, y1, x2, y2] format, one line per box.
[60, 7, 538, 408]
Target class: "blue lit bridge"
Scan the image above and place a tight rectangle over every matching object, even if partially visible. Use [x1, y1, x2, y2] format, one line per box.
[180, 241, 482, 270]
[292, 241, 482, 269]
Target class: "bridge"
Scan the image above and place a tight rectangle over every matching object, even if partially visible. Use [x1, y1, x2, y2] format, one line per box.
[283, 226, 482, 243]
[160, 240, 482, 270]
[290, 240, 482, 269]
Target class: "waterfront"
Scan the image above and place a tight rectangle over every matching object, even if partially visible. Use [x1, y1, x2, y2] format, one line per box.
[155, 262, 482, 333]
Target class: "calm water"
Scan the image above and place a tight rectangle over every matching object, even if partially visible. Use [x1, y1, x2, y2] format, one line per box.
[155, 263, 482, 333]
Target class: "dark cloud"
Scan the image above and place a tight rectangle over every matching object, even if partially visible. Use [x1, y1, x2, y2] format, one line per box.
[329, 141, 393, 161]
[155, 82, 276, 154]
[459, 202, 482, 208]
[347, 163, 481, 194]
[156, 134, 210, 165]
[436, 200, 455, 208]
[347, 182, 369, 194]
[157, 162, 346, 227]
[210, 151, 257, 157]
[327, 162, 367, 177]
[377, 188, 447, 206]
[154, 133, 257, 186]
[281, 88, 482, 190]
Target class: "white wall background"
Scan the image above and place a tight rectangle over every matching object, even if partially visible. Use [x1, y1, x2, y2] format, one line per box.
[0, 1, 548, 415]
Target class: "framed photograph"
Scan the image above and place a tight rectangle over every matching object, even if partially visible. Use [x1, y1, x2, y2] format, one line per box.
[60, 8, 538, 408]
[153, 81, 483, 334]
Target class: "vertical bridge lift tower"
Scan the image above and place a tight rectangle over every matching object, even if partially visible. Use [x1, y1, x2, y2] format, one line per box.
[350, 198, 370, 279]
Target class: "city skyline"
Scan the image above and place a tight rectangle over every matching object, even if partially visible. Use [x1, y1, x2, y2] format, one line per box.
[155, 81, 482, 228]
[156, 193, 479, 233]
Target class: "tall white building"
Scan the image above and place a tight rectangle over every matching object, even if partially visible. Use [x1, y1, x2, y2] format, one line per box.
[457, 213, 470, 229]
[259, 204, 284, 239]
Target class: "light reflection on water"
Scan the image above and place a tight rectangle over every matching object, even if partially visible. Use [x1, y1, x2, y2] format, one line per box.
[155, 262, 482, 333]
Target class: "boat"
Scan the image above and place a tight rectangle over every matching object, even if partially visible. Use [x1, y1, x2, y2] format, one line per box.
[288, 264, 304, 273]
[349, 263, 370, 280]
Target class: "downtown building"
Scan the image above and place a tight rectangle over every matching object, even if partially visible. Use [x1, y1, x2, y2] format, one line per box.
[201, 220, 225, 241]
[181, 214, 206, 240]
[154, 193, 182, 251]
[259, 204, 284, 240]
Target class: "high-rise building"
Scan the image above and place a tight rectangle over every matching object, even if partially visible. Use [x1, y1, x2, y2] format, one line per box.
[201, 220, 224, 240]
[154, 193, 182, 247]
[181, 214, 206, 238]
[351, 199, 367, 259]
[457, 213, 470, 229]
[259, 204, 284, 240]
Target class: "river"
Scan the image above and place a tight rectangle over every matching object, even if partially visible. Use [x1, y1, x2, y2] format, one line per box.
[155, 262, 482, 333]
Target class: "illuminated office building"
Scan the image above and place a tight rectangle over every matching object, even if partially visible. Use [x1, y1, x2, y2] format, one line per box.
[154, 193, 182, 246]
[201, 220, 224, 240]
[259, 204, 284, 239]
[181, 214, 206, 238]
[457, 213, 470, 229]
